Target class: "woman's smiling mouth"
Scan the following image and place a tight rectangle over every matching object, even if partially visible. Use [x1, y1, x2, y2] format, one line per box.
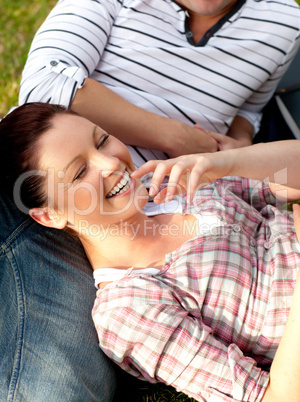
[106, 171, 132, 198]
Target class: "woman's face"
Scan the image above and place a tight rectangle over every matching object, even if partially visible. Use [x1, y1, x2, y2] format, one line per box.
[175, 0, 238, 17]
[37, 113, 149, 231]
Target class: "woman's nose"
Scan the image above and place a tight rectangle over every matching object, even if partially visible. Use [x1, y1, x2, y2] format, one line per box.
[92, 153, 121, 178]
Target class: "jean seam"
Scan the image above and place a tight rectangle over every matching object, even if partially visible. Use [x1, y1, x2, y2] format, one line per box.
[0, 219, 33, 256]
[5, 248, 26, 402]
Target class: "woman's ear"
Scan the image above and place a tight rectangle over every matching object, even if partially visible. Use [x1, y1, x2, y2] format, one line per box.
[29, 207, 68, 229]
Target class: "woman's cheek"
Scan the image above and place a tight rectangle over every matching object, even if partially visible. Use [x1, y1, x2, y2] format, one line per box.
[67, 184, 100, 218]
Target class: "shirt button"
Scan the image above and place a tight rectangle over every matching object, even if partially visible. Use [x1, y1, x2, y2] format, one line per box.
[264, 241, 271, 249]
[232, 224, 241, 232]
[50, 60, 58, 66]
[250, 238, 256, 247]
[186, 31, 193, 38]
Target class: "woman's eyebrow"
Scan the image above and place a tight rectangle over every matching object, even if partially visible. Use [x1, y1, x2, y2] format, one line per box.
[63, 125, 98, 173]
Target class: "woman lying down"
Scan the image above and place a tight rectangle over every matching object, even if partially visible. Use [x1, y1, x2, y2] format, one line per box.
[1, 102, 300, 402]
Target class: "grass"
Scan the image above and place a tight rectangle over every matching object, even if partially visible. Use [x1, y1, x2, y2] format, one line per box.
[0, 0, 57, 117]
[132, 383, 197, 402]
[115, 371, 197, 402]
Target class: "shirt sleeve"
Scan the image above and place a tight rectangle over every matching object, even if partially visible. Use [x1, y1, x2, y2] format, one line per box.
[92, 276, 269, 402]
[235, 109, 262, 137]
[236, 31, 300, 135]
[19, 0, 122, 107]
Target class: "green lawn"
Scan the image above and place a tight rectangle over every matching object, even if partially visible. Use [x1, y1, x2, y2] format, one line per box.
[0, 0, 57, 117]
[0, 0, 299, 401]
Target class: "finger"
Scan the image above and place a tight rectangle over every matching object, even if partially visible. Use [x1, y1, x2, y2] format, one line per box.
[131, 160, 160, 178]
[207, 133, 237, 151]
[205, 131, 225, 142]
[166, 163, 190, 200]
[153, 182, 187, 204]
[194, 124, 205, 131]
[187, 172, 200, 203]
[153, 187, 168, 204]
[293, 203, 300, 242]
[148, 162, 172, 196]
[186, 164, 209, 202]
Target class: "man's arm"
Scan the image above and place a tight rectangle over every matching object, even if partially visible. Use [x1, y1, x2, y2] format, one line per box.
[71, 78, 218, 156]
[225, 115, 254, 147]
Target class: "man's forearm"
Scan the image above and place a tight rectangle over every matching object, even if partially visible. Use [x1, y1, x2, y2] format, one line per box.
[71, 78, 218, 156]
[226, 115, 253, 147]
[71, 79, 171, 149]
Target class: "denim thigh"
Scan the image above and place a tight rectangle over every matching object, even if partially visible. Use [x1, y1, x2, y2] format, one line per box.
[0, 191, 117, 401]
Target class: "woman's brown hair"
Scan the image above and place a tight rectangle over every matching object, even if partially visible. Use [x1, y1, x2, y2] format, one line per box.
[0, 102, 77, 212]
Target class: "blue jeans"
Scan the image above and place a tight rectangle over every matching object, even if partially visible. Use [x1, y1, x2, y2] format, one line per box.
[0, 190, 117, 401]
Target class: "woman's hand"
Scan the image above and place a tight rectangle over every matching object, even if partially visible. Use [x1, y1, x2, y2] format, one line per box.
[131, 153, 233, 204]
[132, 140, 300, 205]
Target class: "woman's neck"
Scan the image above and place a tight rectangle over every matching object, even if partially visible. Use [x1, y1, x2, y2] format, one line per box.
[81, 212, 197, 270]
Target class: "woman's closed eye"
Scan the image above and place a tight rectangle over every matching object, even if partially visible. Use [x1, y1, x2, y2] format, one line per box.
[73, 164, 88, 182]
[73, 134, 110, 182]
[97, 134, 109, 149]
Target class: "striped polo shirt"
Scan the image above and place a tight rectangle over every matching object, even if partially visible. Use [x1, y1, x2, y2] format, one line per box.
[19, 0, 300, 164]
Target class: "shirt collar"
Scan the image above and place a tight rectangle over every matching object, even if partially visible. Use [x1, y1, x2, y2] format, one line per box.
[182, 0, 247, 46]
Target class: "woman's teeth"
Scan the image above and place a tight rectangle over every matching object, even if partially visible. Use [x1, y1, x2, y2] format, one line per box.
[107, 171, 131, 198]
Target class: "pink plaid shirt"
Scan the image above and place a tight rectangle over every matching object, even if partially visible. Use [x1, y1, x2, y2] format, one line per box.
[92, 177, 300, 401]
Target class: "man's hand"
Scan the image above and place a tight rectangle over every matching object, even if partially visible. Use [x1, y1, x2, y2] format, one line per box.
[194, 126, 252, 152]
[166, 121, 218, 157]
[194, 115, 253, 151]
